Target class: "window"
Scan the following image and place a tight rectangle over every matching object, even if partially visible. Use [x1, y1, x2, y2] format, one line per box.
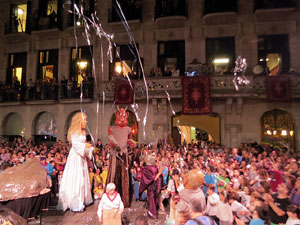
[67, 0, 95, 27]
[70, 46, 93, 86]
[203, 0, 237, 15]
[206, 37, 235, 74]
[109, 0, 142, 22]
[109, 44, 142, 80]
[5, 3, 31, 34]
[254, 0, 296, 11]
[6, 52, 27, 86]
[261, 109, 295, 151]
[37, 49, 59, 81]
[258, 35, 290, 75]
[154, 0, 187, 19]
[34, 0, 62, 30]
[157, 41, 185, 77]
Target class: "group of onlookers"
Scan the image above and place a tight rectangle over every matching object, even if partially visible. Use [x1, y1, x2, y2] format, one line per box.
[1, 137, 300, 225]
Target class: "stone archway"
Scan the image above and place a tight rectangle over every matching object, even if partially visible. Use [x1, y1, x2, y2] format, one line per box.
[32, 111, 57, 145]
[1, 112, 24, 141]
[261, 108, 295, 151]
[172, 112, 220, 145]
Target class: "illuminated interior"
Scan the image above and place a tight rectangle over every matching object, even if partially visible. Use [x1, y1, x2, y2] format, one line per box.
[213, 57, 229, 74]
[16, 4, 27, 32]
[173, 114, 220, 145]
[267, 53, 280, 75]
[42, 65, 54, 80]
[178, 126, 213, 144]
[115, 60, 133, 77]
[12, 67, 22, 83]
[47, 0, 58, 15]
[77, 60, 88, 86]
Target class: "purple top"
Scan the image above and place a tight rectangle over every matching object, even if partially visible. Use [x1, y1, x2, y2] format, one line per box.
[291, 189, 300, 206]
[139, 165, 161, 194]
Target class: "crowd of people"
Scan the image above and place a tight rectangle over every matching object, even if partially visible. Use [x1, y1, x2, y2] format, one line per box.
[0, 135, 300, 225]
[0, 76, 94, 102]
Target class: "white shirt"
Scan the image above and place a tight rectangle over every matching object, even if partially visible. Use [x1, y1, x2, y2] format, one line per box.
[286, 218, 300, 225]
[231, 200, 250, 223]
[205, 193, 219, 216]
[97, 192, 124, 219]
[216, 200, 233, 222]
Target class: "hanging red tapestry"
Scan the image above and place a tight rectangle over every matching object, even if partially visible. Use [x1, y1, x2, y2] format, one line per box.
[266, 76, 291, 102]
[182, 76, 211, 114]
[114, 79, 134, 104]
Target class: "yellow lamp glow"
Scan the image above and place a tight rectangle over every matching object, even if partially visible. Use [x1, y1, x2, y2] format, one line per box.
[77, 61, 87, 70]
[267, 130, 272, 135]
[290, 130, 294, 136]
[281, 130, 287, 136]
[213, 58, 229, 64]
[115, 62, 122, 74]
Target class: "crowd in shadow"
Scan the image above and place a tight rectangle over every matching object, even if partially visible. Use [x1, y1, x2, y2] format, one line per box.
[0, 77, 94, 102]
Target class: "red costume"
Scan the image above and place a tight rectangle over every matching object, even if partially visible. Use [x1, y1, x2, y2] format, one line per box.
[106, 106, 135, 207]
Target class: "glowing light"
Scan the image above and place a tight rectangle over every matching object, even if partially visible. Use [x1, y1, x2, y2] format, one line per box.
[76, 21, 81, 26]
[267, 130, 272, 135]
[281, 130, 287, 136]
[115, 62, 122, 74]
[290, 130, 294, 136]
[213, 58, 229, 64]
[259, 58, 264, 62]
[273, 130, 277, 135]
[18, 8, 24, 15]
[77, 61, 87, 69]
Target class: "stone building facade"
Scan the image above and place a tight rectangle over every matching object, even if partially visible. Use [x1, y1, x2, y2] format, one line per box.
[0, 0, 299, 150]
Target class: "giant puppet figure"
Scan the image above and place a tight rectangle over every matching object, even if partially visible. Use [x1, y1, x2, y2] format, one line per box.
[106, 106, 135, 207]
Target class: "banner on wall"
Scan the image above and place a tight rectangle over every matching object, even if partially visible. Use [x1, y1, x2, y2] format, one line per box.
[114, 79, 134, 105]
[266, 75, 291, 102]
[182, 76, 211, 114]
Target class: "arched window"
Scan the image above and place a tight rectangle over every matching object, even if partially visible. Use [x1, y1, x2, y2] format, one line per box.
[1, 112, 24, 141]
[261, 108, 295, 151]
[33, 111, 57, 145]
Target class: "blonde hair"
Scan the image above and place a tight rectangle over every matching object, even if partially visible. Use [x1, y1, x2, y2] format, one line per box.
[67, 112, 86, 142]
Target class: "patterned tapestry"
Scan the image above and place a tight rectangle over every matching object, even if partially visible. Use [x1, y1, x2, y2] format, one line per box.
[182, 76, 211, 114]
[266, 76, 291, 102]
[114, 79, 134, 104]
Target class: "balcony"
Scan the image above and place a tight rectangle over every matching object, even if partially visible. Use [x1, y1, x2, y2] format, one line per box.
[203, 0, 237, 15]
[0, 83, 94, 104]
[254, 0, 297, 11]
[102, 74, 300, 100]
[108, 2, 142, 23]
[33, 14, 59, 31]
[4, 19, 27, 35]
[155, 0, 187, 20]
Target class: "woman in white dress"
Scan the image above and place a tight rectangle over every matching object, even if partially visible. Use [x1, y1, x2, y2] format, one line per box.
[58, 112, 94, 212]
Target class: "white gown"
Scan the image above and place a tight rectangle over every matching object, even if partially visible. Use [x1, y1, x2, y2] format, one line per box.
[58, 134, 93, 212]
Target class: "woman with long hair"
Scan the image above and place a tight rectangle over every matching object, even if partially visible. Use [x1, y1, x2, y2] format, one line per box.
[58, 112, 94, 212]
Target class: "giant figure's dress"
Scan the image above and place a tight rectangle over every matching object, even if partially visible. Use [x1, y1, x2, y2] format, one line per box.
[58, 134, 93, 212]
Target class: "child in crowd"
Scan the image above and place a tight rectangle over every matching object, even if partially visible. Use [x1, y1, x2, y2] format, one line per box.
[216, 191, 233, 225]
[94, 183, 104, 200]
[204, 184, 219, 223]
[286, 205, 300, 225]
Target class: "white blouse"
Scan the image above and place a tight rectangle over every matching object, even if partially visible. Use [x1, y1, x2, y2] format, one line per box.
[97, 192, 124, 219]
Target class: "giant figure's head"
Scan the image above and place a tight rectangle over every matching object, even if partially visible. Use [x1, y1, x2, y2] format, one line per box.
[182, 169, 204, 189]
[115, 106, 129, 127]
